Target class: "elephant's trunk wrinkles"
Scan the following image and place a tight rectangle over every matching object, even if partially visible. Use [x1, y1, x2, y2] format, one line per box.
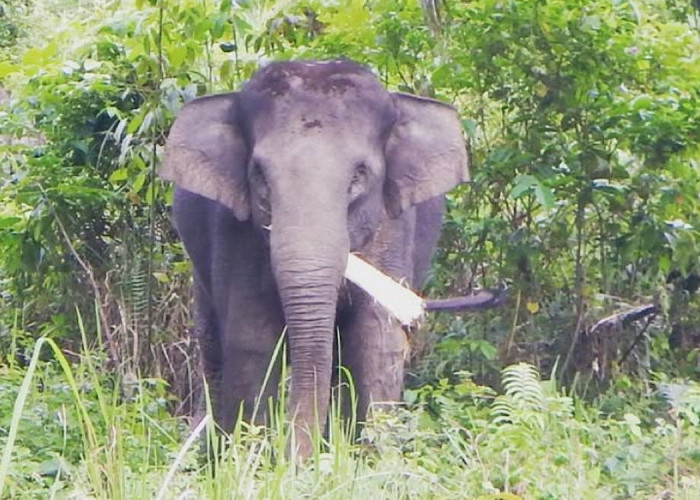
[269, 219, 348, 458]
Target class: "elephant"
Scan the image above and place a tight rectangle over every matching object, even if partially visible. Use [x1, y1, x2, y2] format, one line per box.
[160, 60, 469, 458]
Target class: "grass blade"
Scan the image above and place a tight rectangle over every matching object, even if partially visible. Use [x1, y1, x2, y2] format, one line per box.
[0, 337, 49, 496]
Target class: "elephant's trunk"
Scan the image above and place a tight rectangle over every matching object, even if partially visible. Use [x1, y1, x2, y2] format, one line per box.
[269, 212, 348, 458]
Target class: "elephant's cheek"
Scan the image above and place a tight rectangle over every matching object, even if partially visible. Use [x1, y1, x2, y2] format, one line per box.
[348, 197, 385, 251]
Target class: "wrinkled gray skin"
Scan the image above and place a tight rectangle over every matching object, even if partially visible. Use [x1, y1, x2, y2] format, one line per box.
[160, 60, 468, 458]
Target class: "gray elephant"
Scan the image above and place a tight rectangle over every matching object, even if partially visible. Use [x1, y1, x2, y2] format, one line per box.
[160, 60, 469, 458]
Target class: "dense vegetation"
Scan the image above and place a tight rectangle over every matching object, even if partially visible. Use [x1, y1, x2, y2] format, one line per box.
[1, 0, 699, 498]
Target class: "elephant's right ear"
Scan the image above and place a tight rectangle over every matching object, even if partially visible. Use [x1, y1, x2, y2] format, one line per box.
[384, 93, 469, 218]
[159, 93, 250, 221]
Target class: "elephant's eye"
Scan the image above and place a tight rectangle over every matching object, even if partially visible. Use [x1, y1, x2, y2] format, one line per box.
[349, 163, 369, 200]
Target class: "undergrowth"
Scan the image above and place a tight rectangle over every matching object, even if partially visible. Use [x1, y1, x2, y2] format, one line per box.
[2, 1, 700, 498]
[1, 327, 699, 499]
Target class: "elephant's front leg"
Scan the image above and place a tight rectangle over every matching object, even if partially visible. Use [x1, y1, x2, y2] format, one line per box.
[214, 286, 285, 432]
[339, 295, 409, 421]
[193, 279, 222, 426]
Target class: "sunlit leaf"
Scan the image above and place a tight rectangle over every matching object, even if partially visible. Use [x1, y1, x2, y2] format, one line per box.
[132, 172, 146, 193]
[0, 216, 22, 230]
[510, 175, 538, 199]
[526, 301, 539, 314]
[109, 168, 128, 183]
[168, 45, 188, 67]
[533, 183, 554, 209]
[0, 61, 18, 78]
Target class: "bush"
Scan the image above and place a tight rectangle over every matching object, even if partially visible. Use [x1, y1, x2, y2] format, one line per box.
[1, 0, 700, 459]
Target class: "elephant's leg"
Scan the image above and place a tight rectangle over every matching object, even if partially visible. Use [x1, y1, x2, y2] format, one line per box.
[196, 210, 287, 433]
[215, 290, 285, 432]
[339, 297, 408, 421]
[338, 208, 416, 420]
[192, 279, 222, 425]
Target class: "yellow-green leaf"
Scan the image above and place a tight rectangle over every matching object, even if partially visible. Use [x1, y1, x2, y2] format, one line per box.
[153, 272, 170, 284]
[109, 168, 129, 183]
[0, 61, 19, 78]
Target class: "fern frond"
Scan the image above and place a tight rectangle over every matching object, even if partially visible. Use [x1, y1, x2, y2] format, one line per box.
[491, 399, 514, 425]
[122, 258, 149, 333]
[659, 382, 700, 417]
[501, 363, 543, 412]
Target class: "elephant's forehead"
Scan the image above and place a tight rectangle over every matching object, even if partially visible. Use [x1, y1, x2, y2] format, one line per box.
[249, 92, 391, 140]
[244, 60, 385, 98]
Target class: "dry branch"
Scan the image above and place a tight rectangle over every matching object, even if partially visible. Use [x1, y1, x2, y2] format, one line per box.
[589, 304, 659, 335]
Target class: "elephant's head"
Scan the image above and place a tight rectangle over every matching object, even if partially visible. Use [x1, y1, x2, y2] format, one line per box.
[160, 60, 468, 457]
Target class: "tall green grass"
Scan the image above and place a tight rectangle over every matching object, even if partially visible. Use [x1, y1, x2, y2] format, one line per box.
[2, 316, 700, 499]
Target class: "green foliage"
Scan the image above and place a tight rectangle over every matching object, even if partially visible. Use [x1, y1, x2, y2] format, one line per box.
[0, 1, 30, 50]
[2, 0, 700, 495]
[405, 362, 700, 498]
[425, 0, 700, 383]
[0, 335, 179, 498]
[3, 344, 700, 497]
[1, 0, 698, 383]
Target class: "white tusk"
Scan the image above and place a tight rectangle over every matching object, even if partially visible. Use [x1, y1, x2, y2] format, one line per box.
[344, 253, 425, 326]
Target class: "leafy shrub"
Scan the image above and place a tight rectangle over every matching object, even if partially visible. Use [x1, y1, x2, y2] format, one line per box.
[1, 0, 700, 435]
[3, 349, 699, 497]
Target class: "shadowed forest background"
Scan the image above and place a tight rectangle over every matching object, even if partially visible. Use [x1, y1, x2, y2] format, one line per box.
[1, 0, 700, 498]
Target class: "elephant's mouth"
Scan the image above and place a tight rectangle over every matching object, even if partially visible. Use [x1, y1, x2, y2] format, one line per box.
[257, 224, 273, 244]
[261, 221, 421, 325]
[335, 280, 354, 314]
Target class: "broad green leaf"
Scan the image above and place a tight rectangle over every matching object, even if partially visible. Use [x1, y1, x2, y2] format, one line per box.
[533, 183, 555, 209]
[479, 342, 497, 360]
[127, 109, 146, 134]
[132, 172, 147, 193]
[109, 168, 129, 183]
[0, 216, 22, 230]
[145, 182, 156, 204]
[0, 62, 19, 78]
[211, 15, 227, 39]
[461, 119, 478, 139]
[21, 46, 55, 67]
[510, 175, 538, 199]
[220, 59, 235, 82]
[168, 46, 188, 68]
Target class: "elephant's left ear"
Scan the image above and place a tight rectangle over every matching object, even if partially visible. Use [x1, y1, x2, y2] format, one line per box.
[384, 93, 469, 217]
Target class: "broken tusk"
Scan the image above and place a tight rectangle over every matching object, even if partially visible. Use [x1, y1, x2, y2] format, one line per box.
[344, 253, 425, 326]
